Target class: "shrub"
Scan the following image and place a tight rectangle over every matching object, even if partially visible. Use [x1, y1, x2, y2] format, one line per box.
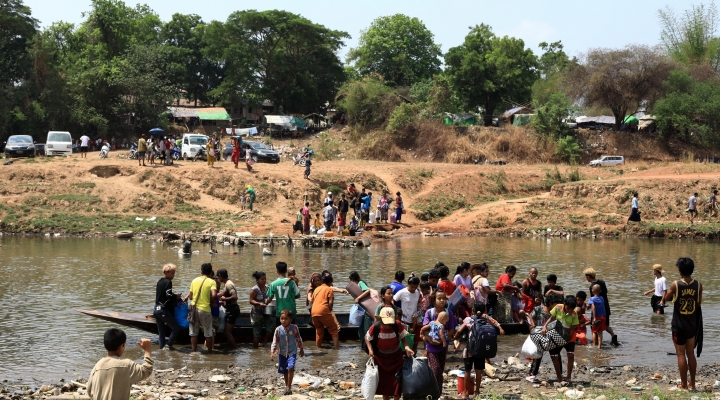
[386, 103, 418, 133]
[554, 135, 581, 164]
[326, 185, 343, 196]
[337, 76, 399, 127]
[315, 131, 340, 161]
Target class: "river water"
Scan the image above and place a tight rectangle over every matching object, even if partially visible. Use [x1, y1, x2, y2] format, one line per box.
[0, 235, 717, 383]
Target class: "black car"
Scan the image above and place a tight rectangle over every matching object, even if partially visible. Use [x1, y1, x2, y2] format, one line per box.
[4, 135, 36, 158]
[244, 141, 280, 163]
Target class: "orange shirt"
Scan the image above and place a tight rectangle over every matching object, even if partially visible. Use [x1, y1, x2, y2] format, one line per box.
[311, 284, 334, 317]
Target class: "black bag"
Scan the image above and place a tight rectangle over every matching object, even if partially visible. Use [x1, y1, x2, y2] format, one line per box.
[398, 357, 441, 400]
[530, 321, 568, 351]
[469, 316, 497, 358]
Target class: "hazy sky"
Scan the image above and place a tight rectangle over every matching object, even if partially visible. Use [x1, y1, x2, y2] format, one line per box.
[24, 0, 696, 59]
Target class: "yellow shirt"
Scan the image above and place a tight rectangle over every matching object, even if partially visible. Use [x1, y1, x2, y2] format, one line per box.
[190, 276, 217, 312]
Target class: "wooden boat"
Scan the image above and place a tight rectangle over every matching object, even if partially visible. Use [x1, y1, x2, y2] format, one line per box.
[76, 309, 361, 344]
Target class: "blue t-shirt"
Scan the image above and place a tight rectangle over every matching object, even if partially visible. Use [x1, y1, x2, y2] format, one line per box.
[588, 295, 606, 317]
[389, 281, 405, 307]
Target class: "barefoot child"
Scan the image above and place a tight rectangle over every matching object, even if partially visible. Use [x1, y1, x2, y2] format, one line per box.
[87, 328, 154, 400]
[589, 285, 606, 348]
[270, 310, 305, 396]
[421, 311, 450, 348]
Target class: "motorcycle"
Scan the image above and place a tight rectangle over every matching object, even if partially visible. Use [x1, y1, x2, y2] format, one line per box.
[172, 147, 181, 161]
[192, 147, 207, 162]
[127, 142, 138, 160]
[292, 147, 313, 167]
[99, 141, 111, 158]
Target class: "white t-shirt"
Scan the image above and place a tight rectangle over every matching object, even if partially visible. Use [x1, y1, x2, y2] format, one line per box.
[80, 135, 90, 147]
[472, 276, 490, 303]
[654, 276, 667, 297]
[689, 196, 697, 210]
[393, 288, 419, 324]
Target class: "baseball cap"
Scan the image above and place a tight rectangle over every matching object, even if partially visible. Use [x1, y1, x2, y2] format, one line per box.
[379, 306, 396, 324]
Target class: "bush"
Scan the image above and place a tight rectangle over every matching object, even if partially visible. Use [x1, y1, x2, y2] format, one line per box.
[337, 76, 399, 127]
[532, 92, 579, 138]
[326, 185, 343, 196]
[316, 131, 340, 161]
[386, 103, 418, 133]
[554, 135, 581, 164]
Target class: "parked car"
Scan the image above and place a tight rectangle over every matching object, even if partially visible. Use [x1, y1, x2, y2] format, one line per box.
[4, 135, 36, 158]
[589, 155, 624, 167]
[243, 141, 280, 163]
[45, 131, 73, 156]
[180, 133, 208, 160]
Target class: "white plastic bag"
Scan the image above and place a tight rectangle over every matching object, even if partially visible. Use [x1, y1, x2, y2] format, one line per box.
[361, 358, 379, 400]
[349, 303, 365, 326]
[521, 335, 542, 359]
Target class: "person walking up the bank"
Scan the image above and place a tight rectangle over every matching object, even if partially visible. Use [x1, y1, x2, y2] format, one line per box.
[583, 268, 619, 346]
[687, 193, 698, 224]
[708, 190, 717, 217]
[663, 257, 703, 391]
[628, 192, 641, 223]
[643, 264, 667, 314]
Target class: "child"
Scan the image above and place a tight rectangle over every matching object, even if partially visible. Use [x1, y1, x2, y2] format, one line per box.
[284, 267, 300, 288]
[270, 310, 305, 396]
[421, 311, 449, 348]
[544, 274, 564, 297]
[526, 295, 557, 383]
[512, 282, 533, 323]
[643, 264, 667, 314]
[238, 194, 246, 210]
[573, 291, 589, 346]
[337, 212, 346, 235]
[87, 328, 154, 400]
[589, 285, 607, 348]
[455, 302, 504, 398]
[312, 213, 322, 233]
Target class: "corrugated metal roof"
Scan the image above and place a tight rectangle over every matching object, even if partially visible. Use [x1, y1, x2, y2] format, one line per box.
[167, 107, 230, 120]
[576, 116, 616, 124]
[265, 115, 293, 125]
[501, 107, 534, 119]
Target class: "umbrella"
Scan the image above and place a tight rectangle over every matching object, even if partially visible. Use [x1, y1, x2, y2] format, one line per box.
[623, 116, 639, 125]
[149, 128, 164, 135]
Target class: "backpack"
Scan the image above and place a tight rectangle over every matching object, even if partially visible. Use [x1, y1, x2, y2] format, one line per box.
[469, 316, 497, 358]
[364, 321, 399, 354]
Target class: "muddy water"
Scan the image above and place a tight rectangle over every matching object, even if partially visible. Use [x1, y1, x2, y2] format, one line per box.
[1, 235, 718, 382]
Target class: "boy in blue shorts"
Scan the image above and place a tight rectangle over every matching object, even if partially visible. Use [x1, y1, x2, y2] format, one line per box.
[270, 310, 304, 396]
[589, 285, 607, 348]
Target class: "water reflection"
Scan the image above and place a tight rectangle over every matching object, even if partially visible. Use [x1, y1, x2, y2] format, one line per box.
[0, 235, 717, 382]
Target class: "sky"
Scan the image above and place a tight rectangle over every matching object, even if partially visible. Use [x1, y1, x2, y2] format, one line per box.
[24, 0, 698, 60]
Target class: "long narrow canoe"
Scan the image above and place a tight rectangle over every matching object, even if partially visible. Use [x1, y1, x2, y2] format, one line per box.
[76, 309, 529, 344]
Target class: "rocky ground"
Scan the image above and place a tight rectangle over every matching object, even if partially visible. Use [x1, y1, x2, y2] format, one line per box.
[5, 355, 719, 400]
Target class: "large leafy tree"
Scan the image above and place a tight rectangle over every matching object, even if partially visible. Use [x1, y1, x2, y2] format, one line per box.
[347, 14, 441, 87]
[565, 45, 673, 131]
[445, 24, 538, 125]
[0, 0, 38, 139]
[532, 41, 575, 104]
[205, 10, 348, 114]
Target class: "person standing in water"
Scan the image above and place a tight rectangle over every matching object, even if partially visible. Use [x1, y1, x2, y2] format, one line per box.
[663, 257, 703, 391]
[643, 264, 667, 315]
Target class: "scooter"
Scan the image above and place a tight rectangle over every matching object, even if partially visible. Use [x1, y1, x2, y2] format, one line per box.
[192, 147, 207, 162]
[292, 148, 313, 167]
[99, 142, 111, 158]
[172, 147, 181, 160]
[128, 142, 138, 159]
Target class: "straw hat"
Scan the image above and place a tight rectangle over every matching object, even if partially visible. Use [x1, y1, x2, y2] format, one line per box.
[652, 264, 664, 273]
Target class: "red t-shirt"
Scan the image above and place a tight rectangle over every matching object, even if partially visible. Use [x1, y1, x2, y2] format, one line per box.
[438, 280, 456, 296]
[365, 321, 407, 352]
[495, 273, 512, 292]
[522, 293, 534, 314]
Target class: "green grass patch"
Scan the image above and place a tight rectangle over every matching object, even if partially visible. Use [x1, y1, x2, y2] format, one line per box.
[47, 194, 102, 204]
[326, 185, 343, 195]
[414, 193, 468, 221]
[14, 212, 208, 234]
[23, 158, 38, 163]
[70, 182, 96, 189]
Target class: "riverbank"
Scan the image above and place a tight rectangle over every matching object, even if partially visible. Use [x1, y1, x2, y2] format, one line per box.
[2, 154, 720, 240]
[6, 354, 718, 400]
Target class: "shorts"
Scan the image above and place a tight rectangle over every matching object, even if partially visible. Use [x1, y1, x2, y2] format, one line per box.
[464, 356, 486, 371]
[251, 312, 275, 338]
[137, 151, 146, 158]
[80, 146, 88, 153]
[225, 303, 240, 325]
[189, 309, 213, 337]
[549, 341, 576, 356]
[278, 354, 297, 374]
[672, 330, 694, 346]
[651, 295, 665, 314]
[591, 316, 606, 333]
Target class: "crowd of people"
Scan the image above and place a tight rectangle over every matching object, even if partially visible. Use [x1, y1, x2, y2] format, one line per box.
[86, 257, 703, 400]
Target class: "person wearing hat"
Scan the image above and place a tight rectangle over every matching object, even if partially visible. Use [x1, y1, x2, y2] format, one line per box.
[365, 306, 414, 400]
[323, 192, 333, 206]
[644, 264, 667, 314]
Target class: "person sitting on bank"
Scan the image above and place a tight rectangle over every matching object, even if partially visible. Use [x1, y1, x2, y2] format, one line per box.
[87, 328, 153, 400]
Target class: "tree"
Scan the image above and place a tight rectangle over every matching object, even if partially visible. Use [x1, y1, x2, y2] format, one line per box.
[205, 10, 349, 114]
[532, 41, 575, 104]
[565, 45, 673, 131]
[532, 92, 579, 138]
[445, 24, 538, 125]
[659, 2, 720, 72]
[655, 68, 720, 146]
[347, 14, 441, 87]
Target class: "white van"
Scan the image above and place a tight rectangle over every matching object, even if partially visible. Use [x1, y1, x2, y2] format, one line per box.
[45, 131, 73, 156]
[181, 133, 208, 160]
[589, 155, 624, 167]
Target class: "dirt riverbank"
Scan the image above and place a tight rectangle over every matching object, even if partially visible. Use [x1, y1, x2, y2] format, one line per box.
[5, 353, 718, 400]
[2, 150, 720, 240]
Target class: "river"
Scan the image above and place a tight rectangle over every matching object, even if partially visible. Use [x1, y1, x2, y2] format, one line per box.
[0, 235, 717, 383]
